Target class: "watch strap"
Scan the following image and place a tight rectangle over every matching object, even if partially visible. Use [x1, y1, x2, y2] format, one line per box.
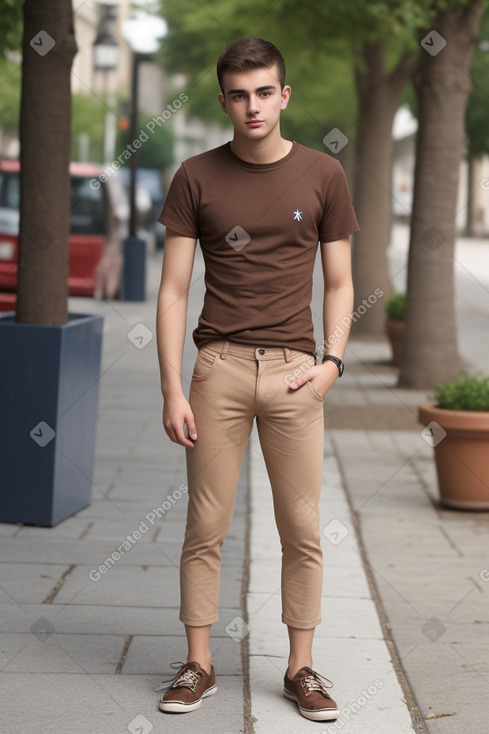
[321, 354, 344, 376]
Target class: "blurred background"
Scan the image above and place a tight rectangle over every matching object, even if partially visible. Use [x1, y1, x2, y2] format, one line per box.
[2, 1, 489, 232]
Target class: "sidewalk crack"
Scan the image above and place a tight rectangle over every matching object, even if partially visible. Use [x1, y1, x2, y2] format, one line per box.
[42, 564, 76, 604]
[115, 634, 133, 674]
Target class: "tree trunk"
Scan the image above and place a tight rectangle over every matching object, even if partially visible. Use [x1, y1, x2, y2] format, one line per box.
[16, 0, 77, 325]
[398, 1, 484, 388]
[351, 42, 413, 336]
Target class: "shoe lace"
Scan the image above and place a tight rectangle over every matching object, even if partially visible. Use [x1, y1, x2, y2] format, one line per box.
[166, 661, 202, 692]
[301, 670, 334, 697]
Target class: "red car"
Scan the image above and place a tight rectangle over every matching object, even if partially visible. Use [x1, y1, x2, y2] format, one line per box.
[0, 160, 120, 304]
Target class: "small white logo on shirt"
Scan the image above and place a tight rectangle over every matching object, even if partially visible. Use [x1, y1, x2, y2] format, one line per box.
[293, 209, 303, 222]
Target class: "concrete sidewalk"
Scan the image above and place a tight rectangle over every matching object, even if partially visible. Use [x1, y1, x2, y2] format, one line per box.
[0, 240, 488, 733]
[247, 427, 418, 733]
[326, 339, 489, 734]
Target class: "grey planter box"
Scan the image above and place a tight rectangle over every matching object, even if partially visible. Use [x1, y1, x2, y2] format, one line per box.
[0, 313, 104, 526]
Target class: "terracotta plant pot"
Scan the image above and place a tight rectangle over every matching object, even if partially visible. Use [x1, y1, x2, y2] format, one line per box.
[385, 319, 404, 366]
[418, 401, 489, 510]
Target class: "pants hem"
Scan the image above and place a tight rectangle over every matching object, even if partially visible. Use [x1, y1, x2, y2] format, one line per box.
[179, 613, 218, 626]
[282, 614, 321, 629]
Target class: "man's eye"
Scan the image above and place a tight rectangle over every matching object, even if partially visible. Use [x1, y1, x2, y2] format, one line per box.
[261, 92, 271, 97]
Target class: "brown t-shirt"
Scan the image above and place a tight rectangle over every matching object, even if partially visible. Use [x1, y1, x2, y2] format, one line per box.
[159, 140, 359, 355]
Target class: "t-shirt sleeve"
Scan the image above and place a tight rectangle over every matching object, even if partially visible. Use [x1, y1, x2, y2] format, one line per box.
[318, 161, 359, 243]
[158, 164, 199, 239]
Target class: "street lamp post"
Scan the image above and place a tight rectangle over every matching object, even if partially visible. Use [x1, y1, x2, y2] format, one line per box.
[121, 50, 151, 301]
[92, 4, 119, 163]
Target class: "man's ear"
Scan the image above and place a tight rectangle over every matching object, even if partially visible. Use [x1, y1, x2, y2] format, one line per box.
[218, 93, 228, 115]
[281, 85, 292, 110]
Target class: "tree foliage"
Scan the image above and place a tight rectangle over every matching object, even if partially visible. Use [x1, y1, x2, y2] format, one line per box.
[115, 110, 174, 169]
[0, 57, 21, 135]
[71, 92, 106, 162]
[0, 0, 23, 57]
[158, 0, 357, 149]
[466, 8, 489, 158]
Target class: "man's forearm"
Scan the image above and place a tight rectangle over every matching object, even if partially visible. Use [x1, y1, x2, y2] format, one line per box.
[156, 289, 188, 397]
[320, 284, 354, 361]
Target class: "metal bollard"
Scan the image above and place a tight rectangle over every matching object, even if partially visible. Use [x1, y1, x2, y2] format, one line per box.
[122, 236, 146, 301]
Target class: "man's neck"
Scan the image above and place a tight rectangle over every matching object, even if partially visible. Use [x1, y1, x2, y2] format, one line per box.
[230, 133, 293, 165]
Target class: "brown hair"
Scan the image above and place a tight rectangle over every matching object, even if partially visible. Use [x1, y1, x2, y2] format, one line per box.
[217, 37, 286, 93]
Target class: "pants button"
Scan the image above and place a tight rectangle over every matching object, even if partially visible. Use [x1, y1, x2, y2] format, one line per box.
[258, 348, 265, 355]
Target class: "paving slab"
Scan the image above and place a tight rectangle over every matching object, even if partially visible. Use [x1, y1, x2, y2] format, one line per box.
[0, 632, 125, 673]
[0, 563, 70, 604]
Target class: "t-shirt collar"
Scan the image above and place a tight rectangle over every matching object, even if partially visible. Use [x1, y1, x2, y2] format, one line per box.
[224, 140, 298, 170]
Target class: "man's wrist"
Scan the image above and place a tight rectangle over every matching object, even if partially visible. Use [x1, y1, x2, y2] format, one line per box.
[161, 382, 185, 399]
[321, 354, 344, 377]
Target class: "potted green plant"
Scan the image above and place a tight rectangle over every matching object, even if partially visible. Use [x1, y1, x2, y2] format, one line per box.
[385, 292, 406, 366]
[418, 375, 489, 510]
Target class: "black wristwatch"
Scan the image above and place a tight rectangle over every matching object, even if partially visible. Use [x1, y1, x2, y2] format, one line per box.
[321, 354, 344, 377]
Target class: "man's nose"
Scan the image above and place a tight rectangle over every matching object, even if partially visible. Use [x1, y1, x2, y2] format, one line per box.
[247, 95, 260, 115]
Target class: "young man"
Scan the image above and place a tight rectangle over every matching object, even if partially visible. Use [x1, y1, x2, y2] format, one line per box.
[156, 37, 359, 721]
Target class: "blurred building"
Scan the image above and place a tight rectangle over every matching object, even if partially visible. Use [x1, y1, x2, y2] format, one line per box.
[392, 106, 489, 236]
[73, 0, 230, 169]
[74, 0, 228, 167]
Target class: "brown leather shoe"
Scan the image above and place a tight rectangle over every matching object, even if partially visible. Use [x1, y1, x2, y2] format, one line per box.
[283, 666, 339, 721]
[159, 661, 217, 713]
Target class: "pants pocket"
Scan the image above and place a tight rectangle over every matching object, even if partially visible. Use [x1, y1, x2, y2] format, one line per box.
[192, 345, 219, 380]
[307, 380, 324, 401]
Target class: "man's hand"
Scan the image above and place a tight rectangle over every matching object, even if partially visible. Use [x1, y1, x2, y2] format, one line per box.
[288, 361, 339, 400]
[163, 393, 198, 447]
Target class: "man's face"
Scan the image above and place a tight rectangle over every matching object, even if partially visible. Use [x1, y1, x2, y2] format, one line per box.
[218, 64, 291, 141]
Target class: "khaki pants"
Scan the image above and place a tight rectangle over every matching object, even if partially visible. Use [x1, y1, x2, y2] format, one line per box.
[181, 340, 325, 629]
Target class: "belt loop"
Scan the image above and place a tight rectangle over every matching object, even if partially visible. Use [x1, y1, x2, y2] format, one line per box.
[220, 341, 229, 359]
[284, 347, 292, 363]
